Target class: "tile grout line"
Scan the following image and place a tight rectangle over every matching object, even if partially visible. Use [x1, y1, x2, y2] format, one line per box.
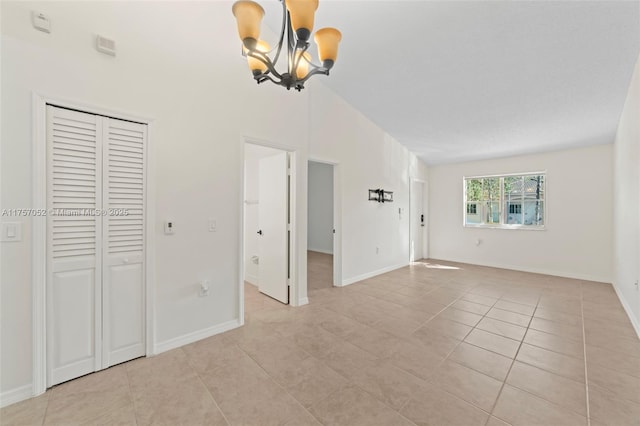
[194, 373, 231, 426]
[123, 365, 140, 426]
[480, 294, 540, 426]
[237, 341, 328, 426]
[580, 283, 591, 426]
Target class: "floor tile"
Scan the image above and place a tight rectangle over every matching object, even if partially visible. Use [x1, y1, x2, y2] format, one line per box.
[465, 328, 521, 358]
[0, 394, 49, 426]
[451, 299, 492, 315]
[131, 376, 228, 426]
[585, 344, 640, 378]
[587, 362, 640, 404]
[493, 385, 587, 426]
[350, 360, 430, 410]
[516, 344, 585, 382]
[506, 361, 587, 416]
[588, 384, 640, 426]
[523, 328, 584, 359]
[421, 317, 473, 340]
[448, 342, 513, 381]
[411, 327, 462, 358]
[486, 308, 531, 328]
[437, 307, 484, 327]
[534, 308, 582, 327]
[8, 257, 638, 426]
[461, 293, 498, 307]
[308, 385, 414, 426]
[431, 360, 503, 411]
[400, 384, 489, 426]
[494, 300, 536, 316]
[387, 340, 446, 381]
[529, 317, 583, 342]
[476, 317, 527, 341]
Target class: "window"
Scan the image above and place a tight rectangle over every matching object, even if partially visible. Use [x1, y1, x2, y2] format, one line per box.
[464, 173, 545, 228]
[508, 204, 521, 214]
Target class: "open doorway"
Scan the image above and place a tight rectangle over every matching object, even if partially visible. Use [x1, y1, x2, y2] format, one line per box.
[243, 143, 292, 307]
[307, 161, 337, 289]
[410, 179, 427, 262]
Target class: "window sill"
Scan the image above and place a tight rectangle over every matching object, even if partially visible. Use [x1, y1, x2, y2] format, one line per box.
[464, 224, 546, 231]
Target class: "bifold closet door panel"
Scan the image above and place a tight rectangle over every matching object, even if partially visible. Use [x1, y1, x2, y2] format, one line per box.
[102, 117, 146, 367]
[46, 105, 103, 386]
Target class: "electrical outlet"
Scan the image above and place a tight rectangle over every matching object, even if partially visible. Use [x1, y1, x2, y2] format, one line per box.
[199, 280, 210, 297]
[375, 247, 379, 255]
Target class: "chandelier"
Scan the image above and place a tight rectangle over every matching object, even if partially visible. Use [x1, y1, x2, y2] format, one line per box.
[231, 0, 342, 91]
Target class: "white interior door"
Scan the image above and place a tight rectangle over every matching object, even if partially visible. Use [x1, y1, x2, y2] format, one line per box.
[410, 181, 424, 262]
[46, 106, 146, 386]
[258, 152, 289, 304]
[102, 117, 146, 367]
[47, 106, 103, 385]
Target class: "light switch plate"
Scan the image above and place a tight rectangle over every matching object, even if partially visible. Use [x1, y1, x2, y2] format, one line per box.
[1, 222, 22, 242]
[208, 218, 217, 232]
[31, 11, 51, 33]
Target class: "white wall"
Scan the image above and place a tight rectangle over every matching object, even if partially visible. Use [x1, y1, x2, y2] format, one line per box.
[243, 145, 283, 286]
[308, 161, 334, 254]
[0, 0, 310, 402]
[428, 144, 613, 283]
[613, 55, 640, 333]
[308, 83, 429, 284]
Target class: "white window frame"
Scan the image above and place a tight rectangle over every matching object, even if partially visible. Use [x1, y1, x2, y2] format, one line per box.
[463, 171, 546, 230]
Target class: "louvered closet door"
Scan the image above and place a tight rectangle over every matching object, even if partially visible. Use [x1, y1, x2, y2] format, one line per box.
[47, 106, 103, 385]
[102, 117, 146, 367]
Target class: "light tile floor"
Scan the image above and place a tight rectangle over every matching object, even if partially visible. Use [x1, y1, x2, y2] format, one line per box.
[2, 259, 640, 425]
[307, 251, 333, 291]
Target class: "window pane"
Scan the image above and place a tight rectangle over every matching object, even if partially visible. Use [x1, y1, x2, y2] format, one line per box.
[466, 203, 480, 224]
[523, 175, 544, 201]
[484, 201, 501, 224]
[466, 179, 482, 202]
[524, 200, 544, 225]
[482, 178, 500, 202]
[506, 202, 523, 224]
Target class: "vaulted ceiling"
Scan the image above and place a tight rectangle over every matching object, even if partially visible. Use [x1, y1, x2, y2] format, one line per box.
[267, 1, 640, 164]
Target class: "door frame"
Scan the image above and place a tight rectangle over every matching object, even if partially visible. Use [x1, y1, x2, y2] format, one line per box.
[307, 157, 342, 287]
[31, 93, 156, 396]
[239, 137, 300, 325]
[410, 178, 428, 262]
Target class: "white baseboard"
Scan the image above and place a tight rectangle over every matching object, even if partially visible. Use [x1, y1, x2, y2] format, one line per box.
[297, 297, 309, 306]
[244, 274, 258, 286]
[154, 319, 242, 354]
[427, 256, 612, 284]
[612, 283, 640, 338]
[0, 384, 32, 408]
[308, 248, 333, 255]
[341, 262, 409, 286]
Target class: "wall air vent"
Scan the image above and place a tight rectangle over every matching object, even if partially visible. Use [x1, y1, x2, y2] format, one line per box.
[96, 35, 116, 56]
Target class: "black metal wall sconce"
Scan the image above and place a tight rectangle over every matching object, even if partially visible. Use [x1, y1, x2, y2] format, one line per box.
[368, 189, 394, 203]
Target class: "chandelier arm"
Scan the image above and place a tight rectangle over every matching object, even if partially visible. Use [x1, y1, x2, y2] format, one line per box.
[258, 74, 281, 85]
[296, 67, 329, 85]
[292, 42, 310, 77]
[270, 0, 288, 67]
[247, 50, 284, 80]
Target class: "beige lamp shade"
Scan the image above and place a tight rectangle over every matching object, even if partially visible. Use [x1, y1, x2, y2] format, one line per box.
[294, 51, 311, 79]
[285, 0, 318, 40]
[246, 40, 270, 73]
[314, 28, 342, 63]
[232, 1, 265, 43]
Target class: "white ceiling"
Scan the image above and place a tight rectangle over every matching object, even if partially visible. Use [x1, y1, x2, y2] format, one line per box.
[267, 1, 640, 165]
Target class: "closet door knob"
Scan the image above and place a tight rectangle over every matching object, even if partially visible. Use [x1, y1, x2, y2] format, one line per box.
[123, 258, 129, 264]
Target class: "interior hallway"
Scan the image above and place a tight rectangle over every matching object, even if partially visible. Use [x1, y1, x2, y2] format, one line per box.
[307, 250, 333, 291]
[2, 260, 639, 425]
